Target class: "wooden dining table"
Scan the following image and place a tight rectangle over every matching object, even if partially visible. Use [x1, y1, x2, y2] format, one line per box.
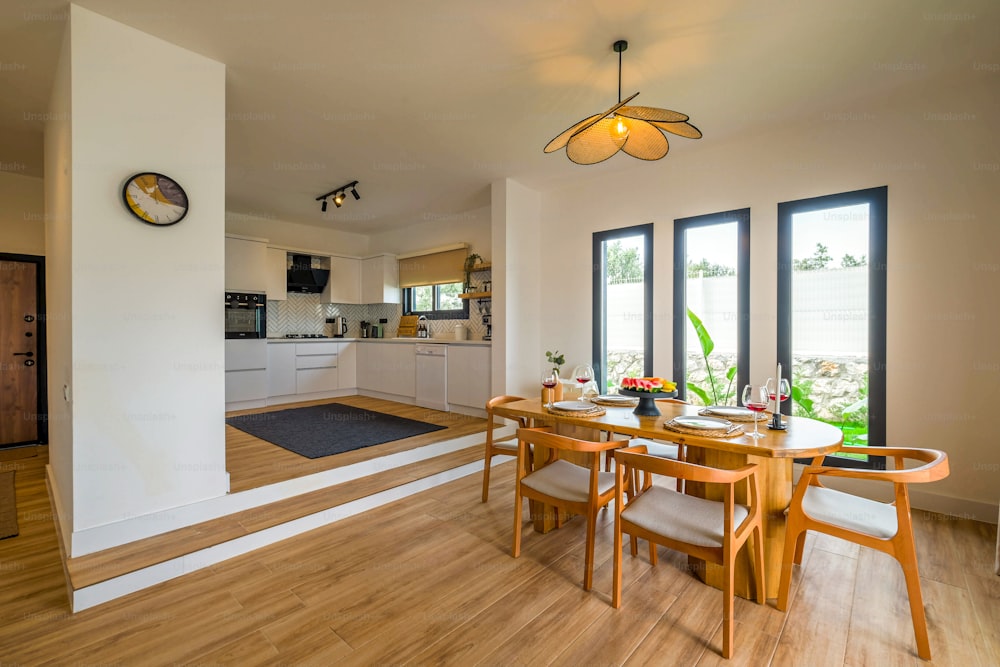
[493, 397, 843, 600]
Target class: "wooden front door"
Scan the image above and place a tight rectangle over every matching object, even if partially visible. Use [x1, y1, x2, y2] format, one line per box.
[0, 255, 45, 447]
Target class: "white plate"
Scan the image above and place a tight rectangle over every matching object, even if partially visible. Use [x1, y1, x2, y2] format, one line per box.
[671, 415, 733, 430]
[552, 401, 597, 412]
[596, 394, 636, 403]
[703, 405, 754, 417]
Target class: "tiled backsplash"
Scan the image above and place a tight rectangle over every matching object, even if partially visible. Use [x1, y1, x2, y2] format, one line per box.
[266, 293, 488, 340]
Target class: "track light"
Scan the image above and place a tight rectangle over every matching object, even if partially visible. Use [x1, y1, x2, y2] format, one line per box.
[315, 180, 360, 213]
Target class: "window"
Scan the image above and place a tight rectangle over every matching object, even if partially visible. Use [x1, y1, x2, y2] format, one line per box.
[778, 186, 886, 468]
[403, 281, 469, 319]
[672, 209, 750, 405]
[592, 224, 653, 391]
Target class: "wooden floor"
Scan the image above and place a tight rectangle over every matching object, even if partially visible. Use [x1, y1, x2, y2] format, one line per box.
[225, 395, 488, 492]
[1, 447, 998, 666]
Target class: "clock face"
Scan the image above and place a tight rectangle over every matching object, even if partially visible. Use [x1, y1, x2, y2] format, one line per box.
[122, 172, 188, 226]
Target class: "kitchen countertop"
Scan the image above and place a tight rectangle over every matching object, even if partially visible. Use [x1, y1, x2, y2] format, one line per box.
[266, 337, 490, 346]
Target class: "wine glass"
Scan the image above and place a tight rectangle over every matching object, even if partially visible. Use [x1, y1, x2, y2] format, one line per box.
[541, 370, 559, 408]
[571, 364, 595, 398]
[742, 383, 769, 439]
[766, 377, 791, 411]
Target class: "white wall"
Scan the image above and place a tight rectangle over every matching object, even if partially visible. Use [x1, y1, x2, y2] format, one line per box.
[523, 75, 1000, 518]
[0, 172, 45, 255]
[44, 23, 74, 547]
[226, 211, 369, 257]
[56, 6, 228, 548]
[368, 205, 491, 260]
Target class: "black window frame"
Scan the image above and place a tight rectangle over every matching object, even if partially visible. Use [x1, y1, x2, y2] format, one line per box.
[402, 283, 470, 320]
[672, 209, 751, 404]
[777, 186, 887, 470]
[592, 223, 654, 390]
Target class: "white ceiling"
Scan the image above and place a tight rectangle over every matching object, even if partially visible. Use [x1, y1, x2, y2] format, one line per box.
[1, 0, 993, 233]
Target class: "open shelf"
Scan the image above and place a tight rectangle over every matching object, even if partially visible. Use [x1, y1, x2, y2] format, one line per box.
[459, 292, 491, 299]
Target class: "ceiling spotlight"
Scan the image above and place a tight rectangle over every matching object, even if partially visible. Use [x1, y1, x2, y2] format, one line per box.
[315, 180, 359, 213]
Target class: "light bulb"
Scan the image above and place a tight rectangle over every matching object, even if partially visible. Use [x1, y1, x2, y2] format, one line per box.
[609, 115, 630, 147]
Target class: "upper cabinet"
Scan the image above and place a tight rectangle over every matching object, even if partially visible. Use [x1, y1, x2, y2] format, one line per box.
[322, 255, 361, 304]
[265, 247, 287, 301]
[225, 236, 268, 292]
[361, 254, 400, 304]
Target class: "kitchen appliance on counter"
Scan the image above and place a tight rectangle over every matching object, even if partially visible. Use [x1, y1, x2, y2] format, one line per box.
[331, 316, 347, 337]
[225, 292, 266, 339]
[417, 316, 429, 338]
[359, 320, 369, 338]
[283, 333, 329, 338]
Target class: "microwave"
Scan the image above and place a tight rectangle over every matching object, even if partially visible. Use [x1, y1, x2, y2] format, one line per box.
[225, 292, 266, 339]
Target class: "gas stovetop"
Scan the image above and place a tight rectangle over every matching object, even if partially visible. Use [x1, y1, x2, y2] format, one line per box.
[283, 334, 329, 339]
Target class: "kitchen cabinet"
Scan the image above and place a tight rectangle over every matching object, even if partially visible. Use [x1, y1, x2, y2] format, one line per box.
[358, 342, 415, 398]
[225, 236, 268, 293]
[361, 254, 400, 304]
[337, 341, 357, 389]
[225, 339, 267, 407]
[322, 255, 361, 304]
[265, 247, 288, 301]
[267, 343, 296, 397]
[295, 342, 338, 394]
[447, 345, 491, 411]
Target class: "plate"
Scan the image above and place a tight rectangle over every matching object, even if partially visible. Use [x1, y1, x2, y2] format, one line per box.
[671, 415, 733, 430]
[552, 401, 597, 412]
[703, 406, 755, 417]
[595, 394, 636, 403]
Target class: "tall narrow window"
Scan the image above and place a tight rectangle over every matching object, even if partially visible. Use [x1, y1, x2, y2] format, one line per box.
[673, 210, 750, 405]
[778, 186, 886, 468]
[593, 224, 653, 391]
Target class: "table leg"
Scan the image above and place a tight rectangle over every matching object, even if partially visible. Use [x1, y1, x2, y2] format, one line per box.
[684, 447, 792, 600]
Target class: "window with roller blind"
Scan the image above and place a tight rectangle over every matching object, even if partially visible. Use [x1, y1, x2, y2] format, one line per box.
[399, 247, 470, 320]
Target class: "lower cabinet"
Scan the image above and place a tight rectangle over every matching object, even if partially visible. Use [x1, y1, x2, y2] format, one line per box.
[357, 342, 415, 398]
[267, 343, 297, 397]
[447, 346, 491, 410]
[267, 341, 358, 401]
[225, 339, 268, 407]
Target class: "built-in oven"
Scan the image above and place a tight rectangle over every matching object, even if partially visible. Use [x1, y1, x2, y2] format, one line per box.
[225, 292, 266, 339]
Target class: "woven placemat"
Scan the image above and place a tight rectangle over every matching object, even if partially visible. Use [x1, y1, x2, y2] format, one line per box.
[697, 408, 770, 423]
[590, 397, 639, 407]
[546, 405, 607, 418]
[663, 421, 744, 438]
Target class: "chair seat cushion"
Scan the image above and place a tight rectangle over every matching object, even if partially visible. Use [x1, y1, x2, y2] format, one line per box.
[621, 486, 749, 548]
[801, 485, 898, 540]
[629, 438, 679, 460]
[521, 459, 615, 503]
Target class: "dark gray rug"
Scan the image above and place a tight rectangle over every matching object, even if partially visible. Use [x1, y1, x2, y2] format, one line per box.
[0, 471, 18, 540]
[226, 403, 447, 459]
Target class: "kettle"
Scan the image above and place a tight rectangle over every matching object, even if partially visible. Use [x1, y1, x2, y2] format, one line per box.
[333, 316, 347, 337]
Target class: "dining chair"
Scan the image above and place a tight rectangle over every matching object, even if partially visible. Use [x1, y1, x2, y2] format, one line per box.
[776, 446, 949, 661]
[512, 427, 624, 590]
[612, 444, 765, 659]
[601, 397, 689, 473]
[481, 395, 533, 502]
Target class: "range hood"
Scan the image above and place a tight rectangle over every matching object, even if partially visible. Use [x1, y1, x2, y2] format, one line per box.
[287, 254, 330, 294]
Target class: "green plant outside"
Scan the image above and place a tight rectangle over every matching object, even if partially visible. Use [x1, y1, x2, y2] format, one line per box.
[791, 371, 870, 461]
[685, 308, 737, 406]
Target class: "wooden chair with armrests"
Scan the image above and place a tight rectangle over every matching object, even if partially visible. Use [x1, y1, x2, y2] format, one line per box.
[776, 446, 949, 661]
[512, 427, 625, 591]
[612, 444, 765, 659]
[481, 395, 533, 503]
[602, 397, 690, 476]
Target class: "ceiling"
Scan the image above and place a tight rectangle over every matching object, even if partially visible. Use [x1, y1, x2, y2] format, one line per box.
[0, 0, 991, 233]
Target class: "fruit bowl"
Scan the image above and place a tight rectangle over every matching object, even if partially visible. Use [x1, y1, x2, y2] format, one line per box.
[617, 387, 678, 417]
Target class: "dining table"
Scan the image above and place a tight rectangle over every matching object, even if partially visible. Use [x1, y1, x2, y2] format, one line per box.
[492, 397, 844, 600]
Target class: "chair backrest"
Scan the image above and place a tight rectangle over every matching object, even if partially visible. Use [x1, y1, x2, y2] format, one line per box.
[486, 395, 528, 442]
[802, 446, 949, 485]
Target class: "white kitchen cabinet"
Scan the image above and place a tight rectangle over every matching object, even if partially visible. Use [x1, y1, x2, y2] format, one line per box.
[294, 341, 338, 394]
[265, 247, 288, 301]
[267, 343, 296, 397]
[358, 342, 414, 397]
[337, 341, 357, 389]
[447, 345, 491, 410]
[296, 367, 339, 393]
[225, 236, 268, 293]
[225, 339, 267, 407]
[322, 255, 361, 304]
[361, 254, 400, 304]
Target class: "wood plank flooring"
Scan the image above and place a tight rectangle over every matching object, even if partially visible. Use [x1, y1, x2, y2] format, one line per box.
[225, 395, 487, 492]
[1, 446, 998, 665]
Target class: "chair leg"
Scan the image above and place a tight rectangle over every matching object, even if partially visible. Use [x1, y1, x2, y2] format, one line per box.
[481, 449, 492, 503]
[777, 520, 803, 611]
[722, 554, 735, 659]
[613, 509, 623, 608]
[793, 530, 807, 565]
[895, 529, 932, 660]
[648, 540, 657, 566]
[752, 524, 766, 605]
[583, 509, 597, 591]
[512, 487, 523, 558]
[630, 534, 638, 557]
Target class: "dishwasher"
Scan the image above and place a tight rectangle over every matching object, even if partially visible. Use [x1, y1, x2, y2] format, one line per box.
[415, 344, 449, 411]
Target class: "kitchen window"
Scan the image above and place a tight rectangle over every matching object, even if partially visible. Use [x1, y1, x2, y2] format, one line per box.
[403, 282, 469, 320]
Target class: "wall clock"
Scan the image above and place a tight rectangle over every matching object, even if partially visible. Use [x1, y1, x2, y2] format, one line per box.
[121, 172, 189, 226]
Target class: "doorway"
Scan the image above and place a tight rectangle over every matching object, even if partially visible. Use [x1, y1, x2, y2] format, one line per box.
[0, 253, 47, 448]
